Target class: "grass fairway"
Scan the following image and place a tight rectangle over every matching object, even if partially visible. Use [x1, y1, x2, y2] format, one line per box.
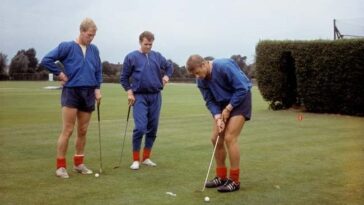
[0, 81, 363, 205]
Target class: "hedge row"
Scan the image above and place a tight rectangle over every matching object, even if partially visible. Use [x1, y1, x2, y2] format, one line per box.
[256, 39, 364, 116]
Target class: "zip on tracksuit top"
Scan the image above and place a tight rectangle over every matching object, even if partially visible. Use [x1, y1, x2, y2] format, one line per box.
[197, 58, 252, 117]
[120, 50, 173, 93]
[41, 41, 102, 88]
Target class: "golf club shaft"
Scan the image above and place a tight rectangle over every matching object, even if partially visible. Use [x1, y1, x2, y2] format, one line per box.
[97, 101, 103, 173]
[115, 105, 131, 168]
[201, 134, 220, 192]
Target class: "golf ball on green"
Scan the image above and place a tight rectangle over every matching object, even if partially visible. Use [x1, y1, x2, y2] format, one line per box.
[95, 173, 99, 177]
[204, 196, 210, 202]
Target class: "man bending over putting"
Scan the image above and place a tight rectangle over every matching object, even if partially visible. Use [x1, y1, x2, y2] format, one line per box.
[186, 55, 252, 192]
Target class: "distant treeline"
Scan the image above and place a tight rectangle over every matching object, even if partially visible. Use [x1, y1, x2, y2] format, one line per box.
[0, 48, 256, 82]
[102, 55, 256, 83]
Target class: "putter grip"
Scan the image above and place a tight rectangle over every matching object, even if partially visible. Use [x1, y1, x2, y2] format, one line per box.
[97, 103, 100, 121]
[126, 105, 131, 121]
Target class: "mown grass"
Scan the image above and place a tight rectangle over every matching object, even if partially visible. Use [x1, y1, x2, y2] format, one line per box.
[0, 81, 363, 205]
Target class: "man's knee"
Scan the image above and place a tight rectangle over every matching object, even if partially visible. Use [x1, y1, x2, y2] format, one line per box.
[78, 127, 88, 137]
[134, 126, 147, 137]
[211, 134, 224, 147]
[62, 127, 74, 138]
[224, 134, 238, 146]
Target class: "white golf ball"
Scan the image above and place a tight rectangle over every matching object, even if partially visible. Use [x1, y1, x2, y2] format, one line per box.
[95, 173, 99, 177]
[204, 196, 210, 202]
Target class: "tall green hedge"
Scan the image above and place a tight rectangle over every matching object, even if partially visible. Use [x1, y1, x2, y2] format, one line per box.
[256, 39, 364, 116]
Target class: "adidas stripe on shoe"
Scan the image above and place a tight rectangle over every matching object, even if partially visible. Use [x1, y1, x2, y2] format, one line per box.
[205, 177, 227, 188]
[217, 179, 240, 192]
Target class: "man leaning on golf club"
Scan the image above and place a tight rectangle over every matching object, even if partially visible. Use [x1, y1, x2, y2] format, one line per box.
[41, 18, 102, 179]
[120, 31, 173, 170]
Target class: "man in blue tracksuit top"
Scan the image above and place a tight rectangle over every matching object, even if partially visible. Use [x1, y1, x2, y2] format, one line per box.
[186, 54, 252, 192]
[41, 18, 102, 178]
[120, 31, 173, 170]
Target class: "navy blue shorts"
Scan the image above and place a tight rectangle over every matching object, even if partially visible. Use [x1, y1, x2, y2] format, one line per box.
[224, 91, 252, 121]
[61, 87, 96, 112]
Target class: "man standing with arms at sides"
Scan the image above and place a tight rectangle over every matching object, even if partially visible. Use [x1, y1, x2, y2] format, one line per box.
[120, 31, 173, 170]
[186, 55, 252, 192]
[41, 18, 102, 178]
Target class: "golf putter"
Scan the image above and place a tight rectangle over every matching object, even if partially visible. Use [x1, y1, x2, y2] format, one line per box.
[114, 105, 131, 169]
[97, 100, 103, 173]
[199, 134, 220, 192]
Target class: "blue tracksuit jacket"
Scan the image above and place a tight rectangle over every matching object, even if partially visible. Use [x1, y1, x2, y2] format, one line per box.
[197, 58, 252, 117]
[41, 41, 102, 88]
[120, 50, 173, 93]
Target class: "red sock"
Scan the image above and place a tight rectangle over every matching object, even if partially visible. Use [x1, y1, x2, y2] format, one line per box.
[133, 151, 140, 161]
[216, 167, 227, 180]
[230, 168, 240, 183]
[73, 155, 84, 166]
[142, 148, 151, 161]
[57, 158, 66, 169]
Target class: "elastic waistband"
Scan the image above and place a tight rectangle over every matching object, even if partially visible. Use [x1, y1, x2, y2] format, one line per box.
[64, 86, 96, 89]
[133, 91, 161, 95]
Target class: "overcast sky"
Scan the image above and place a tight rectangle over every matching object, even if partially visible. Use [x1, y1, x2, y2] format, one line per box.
[1, 0, 363, 65]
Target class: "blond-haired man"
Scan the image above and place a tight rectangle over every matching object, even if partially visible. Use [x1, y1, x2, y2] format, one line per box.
[41, 18, 102, 178]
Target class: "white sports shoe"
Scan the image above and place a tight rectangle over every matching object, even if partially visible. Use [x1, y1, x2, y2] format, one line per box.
[56, 167, 69, 178]
[142, 158, 157, 167]
[130, 161, 140, 170]
[73, 164, 93, 174]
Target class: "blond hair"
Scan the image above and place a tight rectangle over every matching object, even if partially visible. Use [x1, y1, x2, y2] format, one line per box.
[80, 17, 97, 32]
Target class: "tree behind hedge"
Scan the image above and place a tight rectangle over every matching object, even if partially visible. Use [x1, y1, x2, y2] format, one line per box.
[0, 53, 7, 74]
[9, 48, 38, 75]
[9, 53, 29, 76]
[0, 52, 8, 80]
[25, 48, 38, 69]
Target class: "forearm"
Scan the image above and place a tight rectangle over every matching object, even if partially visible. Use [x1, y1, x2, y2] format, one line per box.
[41, 57, 62, 75]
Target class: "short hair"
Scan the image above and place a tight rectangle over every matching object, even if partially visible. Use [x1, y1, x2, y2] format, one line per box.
[139, 31, 155, 42]
[186, 54, 205, 73]
[80, 17, 97, 32]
